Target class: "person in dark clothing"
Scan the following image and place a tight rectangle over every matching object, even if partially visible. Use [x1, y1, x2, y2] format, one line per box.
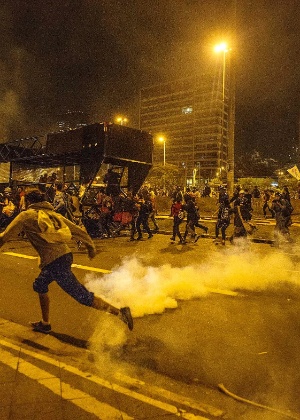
[218, 186, 229, 204]
[214, 198, 231, 245]
[124, 192, 139, 241]
[136, 195, 153, 240]
[271, 192, 293, 245]
[202, 184, 211, 197]
[281, 185, 291, 202]
[243, 189, 253, 214]
[103, 168, 121, 197]
[229, 190, 253, 244]
[262, 189, 275, 218]
[183, 195, 208, 242]
[171, 186, 183, 203]
[252, 186, 261, 198]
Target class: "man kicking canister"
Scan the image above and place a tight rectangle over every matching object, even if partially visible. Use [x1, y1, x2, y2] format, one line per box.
[0, 188, 133, 333]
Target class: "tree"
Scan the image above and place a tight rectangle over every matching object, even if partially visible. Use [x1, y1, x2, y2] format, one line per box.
[235, 150, 279, 178]
[145, 163, 186, 193]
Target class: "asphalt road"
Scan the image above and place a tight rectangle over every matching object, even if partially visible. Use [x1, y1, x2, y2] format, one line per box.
[0, 221, 300, 419]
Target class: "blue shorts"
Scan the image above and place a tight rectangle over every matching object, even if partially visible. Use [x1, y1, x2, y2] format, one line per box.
[33, 253, 94, 307]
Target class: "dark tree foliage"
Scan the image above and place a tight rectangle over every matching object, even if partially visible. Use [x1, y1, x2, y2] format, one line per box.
[235, 150, 279, 178]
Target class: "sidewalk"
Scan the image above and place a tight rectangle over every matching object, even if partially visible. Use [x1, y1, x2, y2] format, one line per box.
[0, 318, 228, 420]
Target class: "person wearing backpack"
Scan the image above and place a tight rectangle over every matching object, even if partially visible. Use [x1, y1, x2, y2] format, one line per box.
[271, 192, 293, 245]
[214, 197, 232, 245]
[182, 194, 208, 243]
[135, 194, 153, 240]
[0, 188, 133, 333]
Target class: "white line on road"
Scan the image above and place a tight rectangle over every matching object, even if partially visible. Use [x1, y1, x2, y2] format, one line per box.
[2, 251, 111, 273]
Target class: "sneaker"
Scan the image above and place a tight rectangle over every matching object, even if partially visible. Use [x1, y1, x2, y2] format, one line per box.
[120, 307, 134, 331]
[194, 235, 200, 243]
[30, 321, 51, 334]
[221, 240, 226, 245]
[179, 239, 187, 244]
[170, 237, 175, 241]
[148, 233, 153, 239]
[204, 227, 208, 234]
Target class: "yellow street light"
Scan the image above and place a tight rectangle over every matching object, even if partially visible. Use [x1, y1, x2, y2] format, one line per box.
[116, 116, 128, 125]
[214, 42, 230, 101]
[214, 42, 229, 54]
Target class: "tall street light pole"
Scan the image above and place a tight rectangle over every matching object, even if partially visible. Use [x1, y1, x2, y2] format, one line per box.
[159, 136, 166, 166]
[214, 42, 229, 98]
[214, 42, 234, 195]
[159, 136, 166, 191]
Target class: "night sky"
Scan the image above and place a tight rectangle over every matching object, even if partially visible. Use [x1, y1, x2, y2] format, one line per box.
[1, 1, 299, 163]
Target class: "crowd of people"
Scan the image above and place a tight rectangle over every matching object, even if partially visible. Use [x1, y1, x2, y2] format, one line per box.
[0, 180, 295, 247]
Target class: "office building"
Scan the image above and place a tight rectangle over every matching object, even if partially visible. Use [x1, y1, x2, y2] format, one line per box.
[139, 71, 234, 186]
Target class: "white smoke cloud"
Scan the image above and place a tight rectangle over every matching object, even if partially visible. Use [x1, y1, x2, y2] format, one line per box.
[85, 247, 299, 320]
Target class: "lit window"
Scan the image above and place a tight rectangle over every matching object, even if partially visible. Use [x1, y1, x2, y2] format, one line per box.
[182, 106, 193, 114]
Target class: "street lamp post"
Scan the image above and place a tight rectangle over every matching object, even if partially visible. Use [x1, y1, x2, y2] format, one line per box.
[214, 42, 228, 102]
[159, 136, 166, 191]
[159, 136, 166, 166]
[214, 42, 234, 192]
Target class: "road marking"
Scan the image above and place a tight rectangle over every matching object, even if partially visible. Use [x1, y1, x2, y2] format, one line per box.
[115, 372, 225, 417]
[3, 251, 37, 259]
[0, 338, 211, 419]
[72, 263, 111, 273]
[2, 252, 111, 273]
[0, 343, 133, 420]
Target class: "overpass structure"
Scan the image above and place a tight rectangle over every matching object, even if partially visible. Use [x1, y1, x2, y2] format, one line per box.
[0, 123, 153, 194]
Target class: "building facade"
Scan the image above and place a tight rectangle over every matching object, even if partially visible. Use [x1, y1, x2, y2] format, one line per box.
[139, 71, 234, 187]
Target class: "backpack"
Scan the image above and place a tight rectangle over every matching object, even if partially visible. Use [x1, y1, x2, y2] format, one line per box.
[178, 209, 185, 220]
[282, 200, 293, 217]
[37, 210, 72, 243]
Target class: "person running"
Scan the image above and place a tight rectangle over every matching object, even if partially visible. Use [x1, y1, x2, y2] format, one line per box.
[214, 197, 231, 245]
[135, 194, 153, 240]
[0, 188, 133, 333]
[271, 192, 293, 246]
[183, 194, 208, 243]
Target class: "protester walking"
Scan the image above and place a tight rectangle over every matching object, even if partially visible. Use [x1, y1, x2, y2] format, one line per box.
[229, 190, 253, 244]
[0, 188, 133, 332]
[183, 195, 208, 243]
